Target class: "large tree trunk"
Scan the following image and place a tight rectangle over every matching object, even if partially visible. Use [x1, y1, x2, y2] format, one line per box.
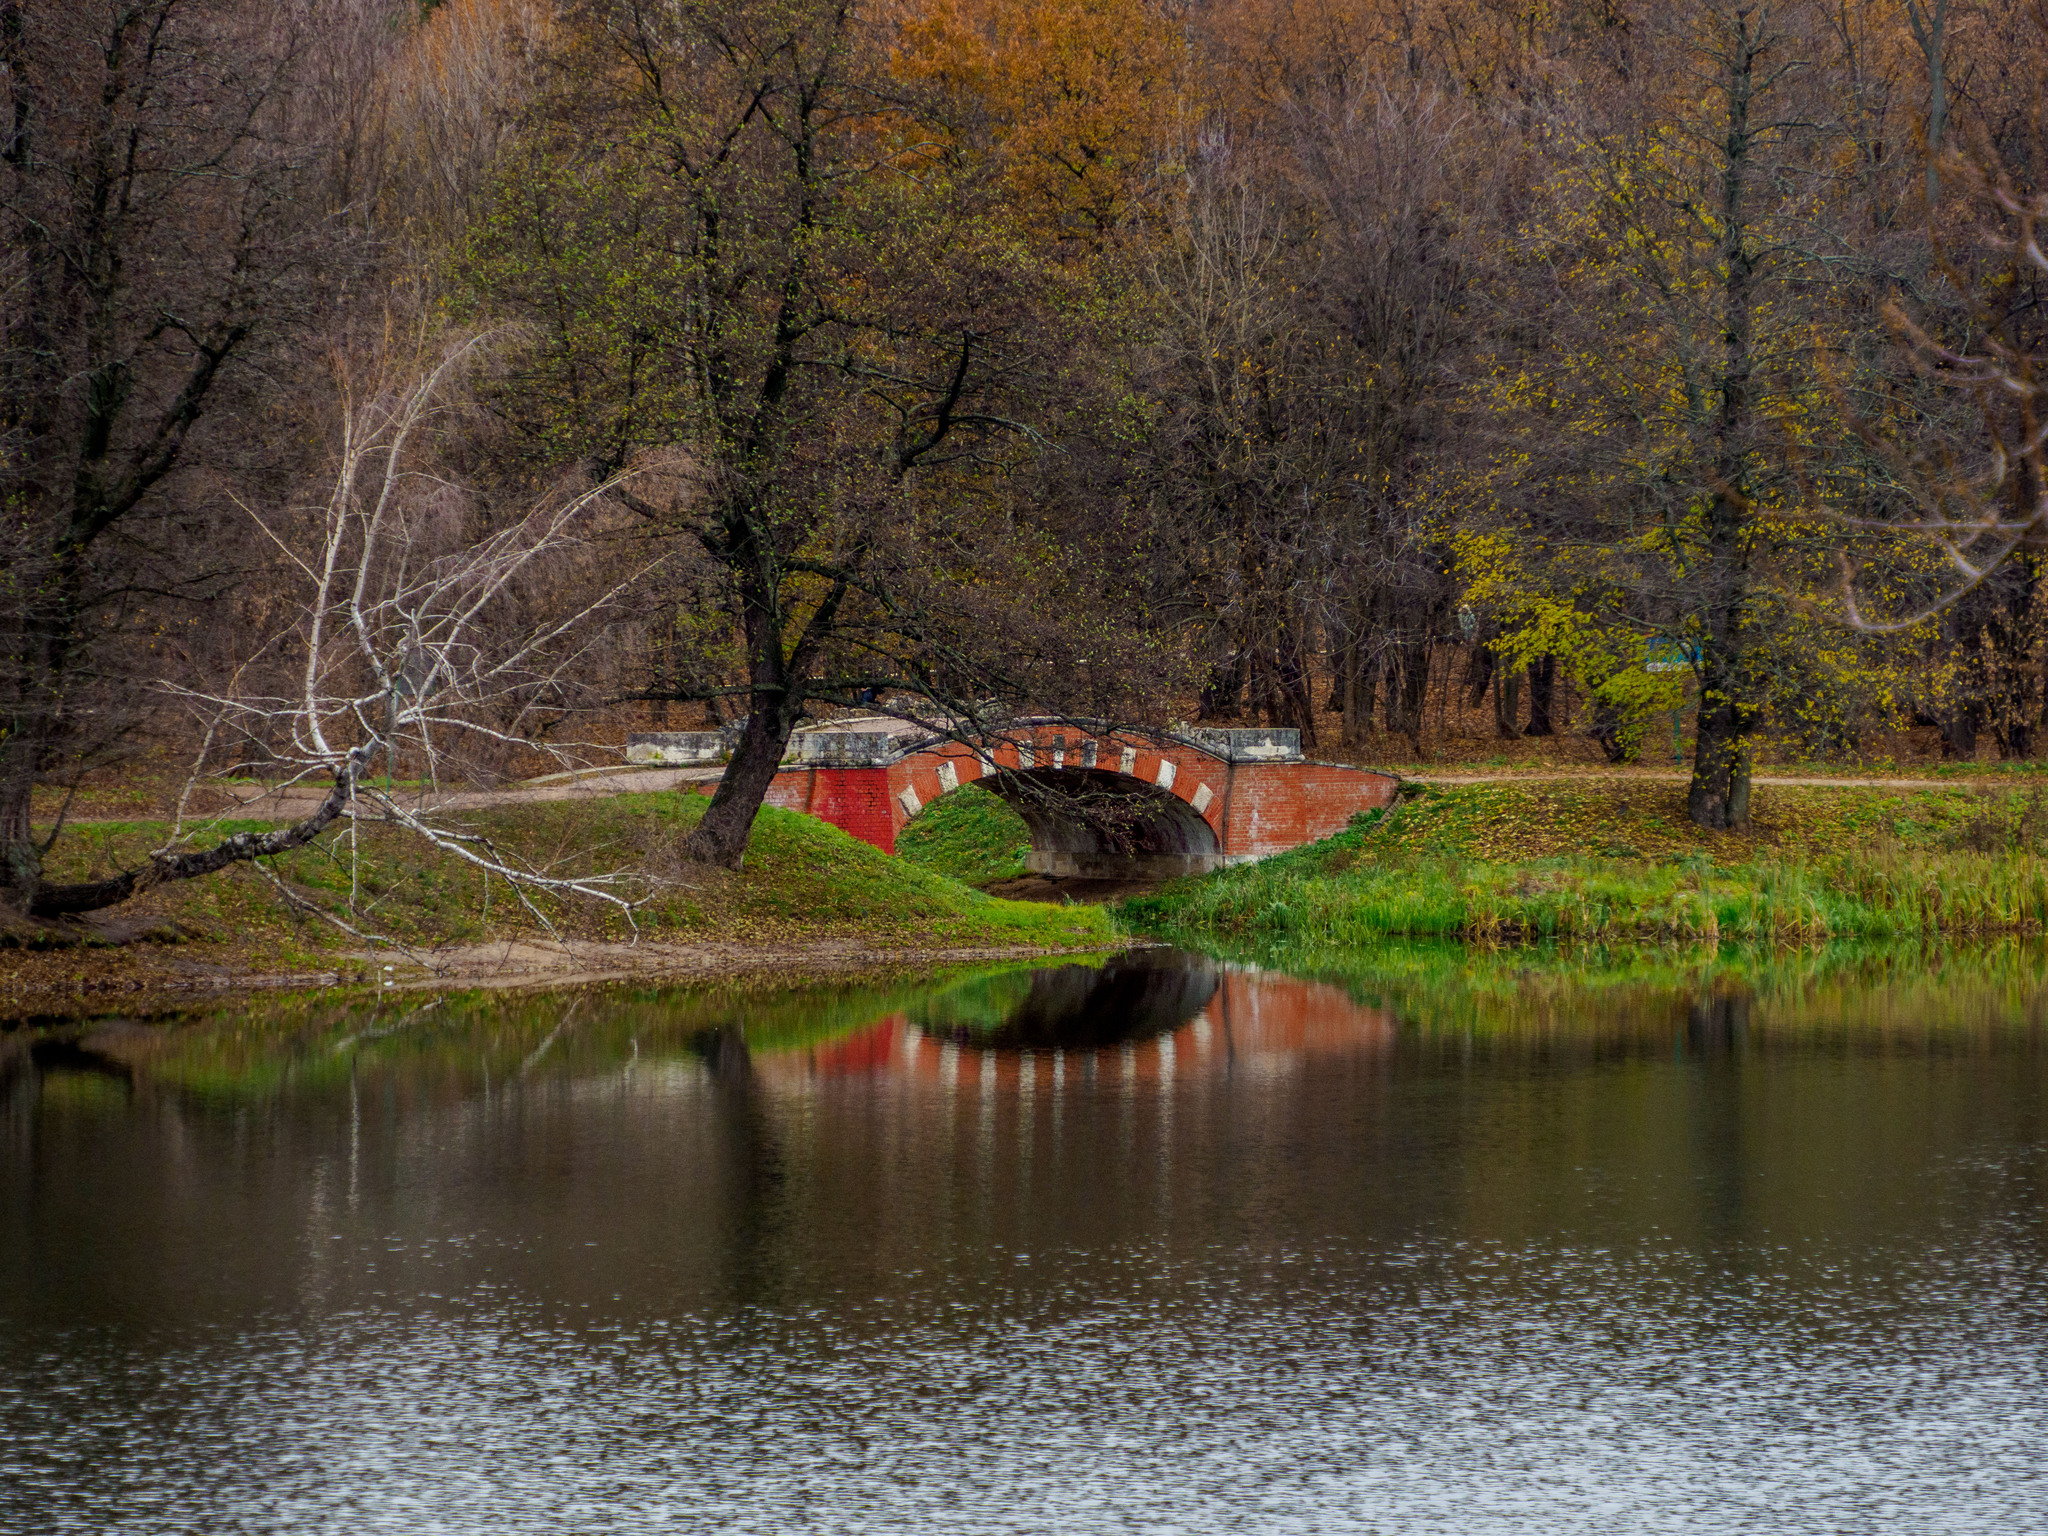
[1386, 638, 1431, 756]
[680, 706, 798, 869]
[1925, 589, 1991, 758]
[1525, 655, 1557, 735]
[676, 499, 811, 871]
[1271, 635, 1318, 749]
[671, 557, 798, 872]
[1492, 659, 1522, 739]
[1341, 644, 1374, 747]
[1937, 698, 1982, 760]
[1197, 651, 1246, 721]
[1462, 639, 1495, 707]
[0, 562, 78, 916]
[11, 756, 369, 921]
[1324, 622, 1350, 715]
[1686, 10, 1764, 832]
[0, 742, 38, 914]
[1343, 640, 1379, 748]
[1985, 560, 2038, 759]
[1689, 684, 1753, 830]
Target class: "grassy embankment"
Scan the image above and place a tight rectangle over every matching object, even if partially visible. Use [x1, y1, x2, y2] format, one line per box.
[11, 790, 1108, 995]
[894, 782, 1033, 884]
[1115, 779, 2048, 948]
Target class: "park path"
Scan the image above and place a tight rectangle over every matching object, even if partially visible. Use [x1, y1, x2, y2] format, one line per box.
[78, 762, 2011, 828]
[1405, 770, 1996, 791]
[196, 764, 725, 821]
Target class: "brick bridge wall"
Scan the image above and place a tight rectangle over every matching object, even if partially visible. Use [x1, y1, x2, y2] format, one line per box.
[752, 722, 1397, 867]
[765, 969, 1399, 1087]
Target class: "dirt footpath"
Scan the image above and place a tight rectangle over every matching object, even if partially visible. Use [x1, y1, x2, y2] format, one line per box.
[79, 761, 2007, 831]
[232, 765, 2005, 821]
[1407, 770, 2006, 791]
[198, 765, 723, 823]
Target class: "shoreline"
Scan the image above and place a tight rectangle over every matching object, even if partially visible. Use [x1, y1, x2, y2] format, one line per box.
[19, 773, 2048, 1022]
[6, 795, 1118, 1022]
[1120, 779, 2048, 950]
[1, 935, 1130, 1022]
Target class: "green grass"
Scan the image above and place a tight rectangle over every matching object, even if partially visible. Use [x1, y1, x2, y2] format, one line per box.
[32, 791, 1110, 968]
[1148, 932, 2048, 1038]
[1118, 780, 2048, 948]
[894, 783, 1032, 886]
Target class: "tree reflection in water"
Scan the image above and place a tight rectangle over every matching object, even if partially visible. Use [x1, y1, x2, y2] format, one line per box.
[7, 946, 2048, 1534]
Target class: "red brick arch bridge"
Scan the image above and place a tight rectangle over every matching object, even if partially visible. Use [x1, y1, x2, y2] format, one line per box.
[629, 718, 1399, 878]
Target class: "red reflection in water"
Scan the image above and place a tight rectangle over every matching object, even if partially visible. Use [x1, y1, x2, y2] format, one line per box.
[807, 1016, 906, 1075]
[774, 971, 1394, 1085]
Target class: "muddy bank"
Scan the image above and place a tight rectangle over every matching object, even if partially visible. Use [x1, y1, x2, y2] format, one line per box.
[1, 934, 1126, 1022]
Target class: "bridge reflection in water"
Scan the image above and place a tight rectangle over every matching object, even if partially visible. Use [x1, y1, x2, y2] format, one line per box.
[765, 951, 1397, 1090]
[14, 950, 2048, 1533]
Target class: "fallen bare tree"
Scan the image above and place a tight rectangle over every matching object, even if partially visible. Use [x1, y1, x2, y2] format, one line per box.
[24, 338, 651, 933]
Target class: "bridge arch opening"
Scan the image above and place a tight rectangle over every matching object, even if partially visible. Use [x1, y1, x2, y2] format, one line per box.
[962, 765, 1221, 879]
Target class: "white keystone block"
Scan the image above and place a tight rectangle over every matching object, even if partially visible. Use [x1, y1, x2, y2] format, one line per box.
[1155, 759, 1176, 791]
[1192, 782, 1214, 814]
[937, 760, 959, 792]
[1119, 745, 1137, 775]
[898, 786, 922, 817]
[975, 752, 995, 776]
[1019, 745, 1035, 769]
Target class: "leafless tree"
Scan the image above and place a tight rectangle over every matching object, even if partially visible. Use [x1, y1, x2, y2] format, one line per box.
[26, 338, 649, 929]
[377, 0, 553, 247]
[1292, 81, 1500, 750]
[1135, 155, 1334, 744]
[1130, 83, 1499, 753]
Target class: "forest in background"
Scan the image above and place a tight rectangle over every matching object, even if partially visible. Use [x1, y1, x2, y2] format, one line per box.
[4, 0, 2046, 916]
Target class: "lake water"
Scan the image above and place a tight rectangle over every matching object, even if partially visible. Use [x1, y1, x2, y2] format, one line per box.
[5, 947, 2048, 1534]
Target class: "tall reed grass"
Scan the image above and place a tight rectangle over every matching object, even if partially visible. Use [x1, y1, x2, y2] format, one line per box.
[1118, 842, 2048, 947]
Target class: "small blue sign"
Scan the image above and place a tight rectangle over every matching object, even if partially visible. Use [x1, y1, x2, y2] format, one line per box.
[1644, 639, 1699, 673]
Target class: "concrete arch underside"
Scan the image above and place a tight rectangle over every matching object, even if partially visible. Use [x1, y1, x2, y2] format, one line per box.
[971, 768, 1221, 879]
